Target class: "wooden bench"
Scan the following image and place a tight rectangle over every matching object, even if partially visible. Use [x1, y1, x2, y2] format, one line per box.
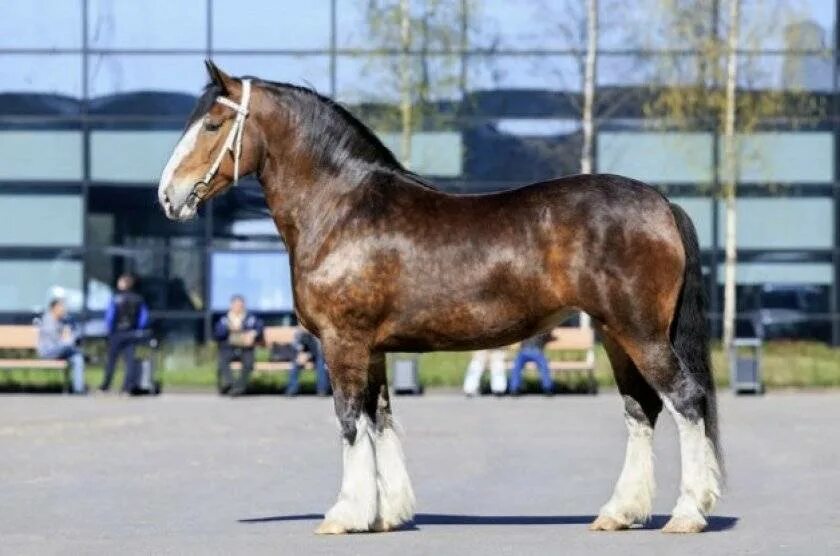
[229, 326, 313, 373]
[0, 325, 71, 392]
[511, 325, 598, 394]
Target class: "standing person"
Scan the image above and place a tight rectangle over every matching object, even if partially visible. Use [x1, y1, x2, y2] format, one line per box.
[214, 295, 264, 396]
[37, 297, 86, 394]
[285, 328, 329, 397]
[463, 349, 507, 396]
[508, 331, 555, 395]
[100, 274, 150, 393]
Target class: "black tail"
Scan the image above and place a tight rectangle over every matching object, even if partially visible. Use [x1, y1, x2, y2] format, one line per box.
[669, 203, 723, 473]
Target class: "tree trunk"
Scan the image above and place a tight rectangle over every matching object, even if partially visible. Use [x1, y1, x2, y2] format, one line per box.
[579, 0, 598, 329]
[399, 0, 412, 167]
[722, 0, 740, 350]
[580, 0, 598, 175]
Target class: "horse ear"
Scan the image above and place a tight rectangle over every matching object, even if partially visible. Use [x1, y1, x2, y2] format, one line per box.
[204, 59, 235, 95]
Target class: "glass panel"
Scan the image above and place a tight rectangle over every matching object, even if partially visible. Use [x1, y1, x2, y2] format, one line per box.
[214, 0, 331, 49]
[597, 132, 713, 183]
[88, 54, 206, 97]
[600, 0, 712, 50]
[0, 0, 82, 49]
[470, 0, 567, 50]
[719, 132, 834, 184]
[85, 249, 204, 311]
[0, 54, 83, 97]
[0, 259, 83, 312]
[338, 0, 464, 50]
[376, 131, 462, 176]
[0, 194, 83, 247]
[738, 54, 833, 92]
[87, 186, 205, 246]
[156, 317, 205, 347]
[736, 0, 835, 51]
[600, 54, 704, 88]
[211, 251, 294, 312]
[336, 54, 465, 105]
[469, 55, 581, 93]
[88, 0, 206, 49]
[91, 130, 182, 183]
[717, 263, 833, 285]
[716, 198, 834, 249]
[0, 131, 83, 181]
[212, 55, 331, 93]
[670, 197, 713, 249]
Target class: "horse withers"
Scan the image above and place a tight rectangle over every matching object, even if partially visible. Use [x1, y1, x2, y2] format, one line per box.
[158, 61, 722, 535]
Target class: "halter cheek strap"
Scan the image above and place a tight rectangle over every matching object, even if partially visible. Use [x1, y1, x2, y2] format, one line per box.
[186, 79, 252, 209]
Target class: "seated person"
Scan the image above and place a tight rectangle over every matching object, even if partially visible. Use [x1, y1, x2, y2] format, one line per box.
[508, 331, 555, 395]
[37, 297, 86, 394]
[214, 295, 264, 396]
[286, 328, 330, 397]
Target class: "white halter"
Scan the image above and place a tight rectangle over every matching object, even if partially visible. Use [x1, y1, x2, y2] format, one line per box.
[187, 79, 252, 208]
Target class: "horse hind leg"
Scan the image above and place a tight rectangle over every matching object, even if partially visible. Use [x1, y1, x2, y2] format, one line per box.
[590, 333, 662, 531]
[624, 337, 722, 534]
[367, 352, 415, 532]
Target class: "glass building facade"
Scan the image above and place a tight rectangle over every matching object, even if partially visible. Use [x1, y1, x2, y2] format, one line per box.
[1, 0, 838, 345]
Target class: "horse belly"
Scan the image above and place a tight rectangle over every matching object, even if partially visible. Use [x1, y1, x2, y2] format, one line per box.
[378, 267, 572, 352]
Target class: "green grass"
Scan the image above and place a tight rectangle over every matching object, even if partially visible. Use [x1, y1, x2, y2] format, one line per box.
[1, 341, 838, 393]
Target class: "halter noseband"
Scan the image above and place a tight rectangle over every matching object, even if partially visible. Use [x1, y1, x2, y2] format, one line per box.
[186, 79, 252, 209]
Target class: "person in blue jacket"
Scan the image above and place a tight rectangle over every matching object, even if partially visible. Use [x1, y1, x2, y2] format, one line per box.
[100, 274, 150, 393]
[214, 294, 264, 396]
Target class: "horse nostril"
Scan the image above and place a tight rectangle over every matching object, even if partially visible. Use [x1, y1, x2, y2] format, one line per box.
[162, 193, 173, 213]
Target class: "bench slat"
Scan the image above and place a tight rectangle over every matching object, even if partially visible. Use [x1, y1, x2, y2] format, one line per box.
[262, 326, 297, 345]
[0, 325, 40, 349]
[0, 359, 66, 369]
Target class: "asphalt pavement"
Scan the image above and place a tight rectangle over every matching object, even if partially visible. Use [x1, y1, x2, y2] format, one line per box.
[1, 391, 839, 555]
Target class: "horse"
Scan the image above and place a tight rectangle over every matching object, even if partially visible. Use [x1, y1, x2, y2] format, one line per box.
[158, 61, 722, 535]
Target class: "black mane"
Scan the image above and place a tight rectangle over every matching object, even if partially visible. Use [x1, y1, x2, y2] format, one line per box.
[259, 80, 406, 174]
[190, 78, 434, 188]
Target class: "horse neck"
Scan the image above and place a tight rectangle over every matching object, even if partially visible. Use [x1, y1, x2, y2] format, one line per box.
[256, 128, 375, 265]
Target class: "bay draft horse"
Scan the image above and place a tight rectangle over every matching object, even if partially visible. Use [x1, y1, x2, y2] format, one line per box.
[158, 62, 722, 535]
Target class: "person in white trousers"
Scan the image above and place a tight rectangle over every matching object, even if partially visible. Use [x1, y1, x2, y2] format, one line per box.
[463, 349, 507, 396]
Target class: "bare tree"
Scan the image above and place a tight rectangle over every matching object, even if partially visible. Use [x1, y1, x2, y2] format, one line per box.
[580, 0, 598, 175]
[399, 0, 412, 165]
[721, 0, 740, 350]
[644, 0, 823, 348]
[360, 0, 468, 168]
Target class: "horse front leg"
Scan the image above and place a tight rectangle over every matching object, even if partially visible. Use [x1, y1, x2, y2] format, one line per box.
[316, 337, 378, 535]
[367, 352, 415, 532]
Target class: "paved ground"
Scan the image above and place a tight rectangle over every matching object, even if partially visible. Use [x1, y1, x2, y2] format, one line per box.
[1, 391, 839, 555]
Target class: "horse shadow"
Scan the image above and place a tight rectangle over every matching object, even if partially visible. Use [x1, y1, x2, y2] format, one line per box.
[238, 513, 739, 532]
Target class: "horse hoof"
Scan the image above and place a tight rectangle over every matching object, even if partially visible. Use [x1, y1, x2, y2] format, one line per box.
[662, 516, 706, 534]
[589, 515, 629, 531]
[314, 520, 351, 535]
[372, 518, 392, 533]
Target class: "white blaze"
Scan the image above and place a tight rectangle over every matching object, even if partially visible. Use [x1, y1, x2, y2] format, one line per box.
[158, 120, 202, 208]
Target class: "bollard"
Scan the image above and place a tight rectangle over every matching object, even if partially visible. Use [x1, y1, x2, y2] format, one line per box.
[391, 354, 423, 395]
[729, 337, 764, 395]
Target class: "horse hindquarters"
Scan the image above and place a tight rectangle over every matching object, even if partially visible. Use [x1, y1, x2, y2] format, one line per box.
[594, 204, 721, 534]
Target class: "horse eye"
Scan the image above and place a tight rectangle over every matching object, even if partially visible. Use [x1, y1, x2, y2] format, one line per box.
[204, 120, 222, 132]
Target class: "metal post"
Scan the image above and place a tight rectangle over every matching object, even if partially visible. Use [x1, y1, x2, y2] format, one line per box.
[81, 0, 91, 330]
[832, 0, 840, 346]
